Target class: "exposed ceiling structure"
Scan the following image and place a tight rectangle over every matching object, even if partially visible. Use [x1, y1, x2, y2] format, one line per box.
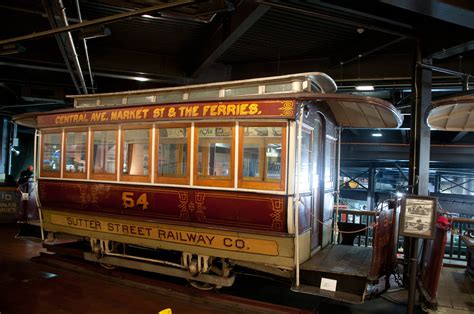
[0, 0, 473, 147]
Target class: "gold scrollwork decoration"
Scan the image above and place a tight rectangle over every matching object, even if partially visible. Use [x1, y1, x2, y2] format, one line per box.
[278, 100, 295, 116]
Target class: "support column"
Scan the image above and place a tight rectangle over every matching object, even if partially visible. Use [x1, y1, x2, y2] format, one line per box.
[406, 43, 432, 313]
[0, 117, 9, 178]
[367, 166, 376, 211]
[434, 173, 441, 194]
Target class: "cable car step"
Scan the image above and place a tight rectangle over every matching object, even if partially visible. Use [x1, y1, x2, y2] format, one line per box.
[291, 283, 366, 304]
[293, 244, 373, 303]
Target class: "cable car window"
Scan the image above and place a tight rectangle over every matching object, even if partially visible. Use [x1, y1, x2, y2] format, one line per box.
[41, 132, 61, 177]
[195, 124, 234, 187]
[239, 123, 286, 190]
[91, 129, 117, 180]
[299, 130, 313, 192]
[325, 137, 336, 190]
[156, 126, 189, 184]
[121, 127, 150, 182]
[64, 130, 87, 178]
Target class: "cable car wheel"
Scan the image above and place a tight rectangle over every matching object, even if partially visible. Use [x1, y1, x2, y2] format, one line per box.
[187, 280, 220, 291]
[182, 253, 230, 291]
[99, 263, 117, 270]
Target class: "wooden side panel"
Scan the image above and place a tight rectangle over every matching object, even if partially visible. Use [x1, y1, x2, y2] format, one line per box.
[419, 223, 449, 302]
[369, 207, 397, 281]
[38, 180, 288, 234]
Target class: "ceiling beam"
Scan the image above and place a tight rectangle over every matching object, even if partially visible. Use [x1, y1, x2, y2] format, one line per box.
[380, 0, 474, 29]
[260, 1, 413, 38]
[451, 131, 468, 143]
[430, 40, 474, 60]
[191, 1, 270, 78]
[0, 0, 194, 46]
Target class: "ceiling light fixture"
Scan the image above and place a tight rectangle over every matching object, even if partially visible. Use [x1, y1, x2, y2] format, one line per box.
[78, 26, 111, 40]
[133, 77, 150, 82]
[355, 85, 374, 91]
[141, 13, 162, 19]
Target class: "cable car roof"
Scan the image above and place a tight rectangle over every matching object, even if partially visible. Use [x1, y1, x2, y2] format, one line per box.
[427, 92, 474, 131]
[14, 72, 403, 129]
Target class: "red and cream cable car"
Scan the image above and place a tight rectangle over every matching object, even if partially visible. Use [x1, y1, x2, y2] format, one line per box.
[15, 72, 402, 302]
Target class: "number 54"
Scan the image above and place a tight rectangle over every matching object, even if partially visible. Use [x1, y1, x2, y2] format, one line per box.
[122, 192, 149, 210]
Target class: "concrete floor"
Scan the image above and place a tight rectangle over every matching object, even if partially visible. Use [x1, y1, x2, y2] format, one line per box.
[1, 223, 472, 314]
[0, 224, 293, 314]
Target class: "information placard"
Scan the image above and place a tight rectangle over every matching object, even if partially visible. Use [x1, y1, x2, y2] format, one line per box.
[399, 195, 437, 239]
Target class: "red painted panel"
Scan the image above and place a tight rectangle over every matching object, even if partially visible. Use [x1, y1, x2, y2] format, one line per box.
[369, 205, 397, 281]
[419, 221, 448, 302]
[39, 180, 288, 234]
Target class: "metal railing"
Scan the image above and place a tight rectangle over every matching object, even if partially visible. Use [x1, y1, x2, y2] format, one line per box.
[334, 209, 474, 263]
[334, 209, 378, 247]
[446, 216, 474, 260]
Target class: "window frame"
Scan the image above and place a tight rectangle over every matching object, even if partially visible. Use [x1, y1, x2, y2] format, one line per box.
[119, 124, 152, 183]
[238, 122, 287, 191]
[40, 129, 62, 178]
[194, 122, 235, 188]
[63, 127, 88, 179]
[89, 125, 118, 181]
[155, 123, 191, 185]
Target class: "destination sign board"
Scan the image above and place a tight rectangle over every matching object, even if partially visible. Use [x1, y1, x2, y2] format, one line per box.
[37, 100, 296, 128]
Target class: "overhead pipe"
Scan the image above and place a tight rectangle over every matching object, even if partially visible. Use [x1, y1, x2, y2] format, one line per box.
[417, 63, 473, 79]
[0, 61, 193, 85]
[336, 36, 408, 68]
[57, 0, 88, 94]
[42, 0, 81, 94]
[74, 0, 95, 93]
[0, 0, 194, 46]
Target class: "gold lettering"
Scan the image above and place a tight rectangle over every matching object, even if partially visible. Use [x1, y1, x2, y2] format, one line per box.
[111, 111, 119, 120]
[227, 104, 236, 116]
[240, 103, 249, 115]
[91, 112, 101, 122]
[100, 112, 108, 121]
[167, 107, 176, 118]
[209, 105, 218, 116]
[202, 105, 211, 116]
[249, 103, 259, 115]
[217, 105, 227, 116]
[153, 108, 165, 118]
[192, 106, 199, 117]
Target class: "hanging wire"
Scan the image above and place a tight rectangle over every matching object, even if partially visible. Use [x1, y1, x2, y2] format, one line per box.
[358, 54, 362, 79]
[339, 61, 343, 81]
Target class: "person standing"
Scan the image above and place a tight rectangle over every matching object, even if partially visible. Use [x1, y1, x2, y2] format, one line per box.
[17, 165, 34, 223]
[18, 165, 33, 186]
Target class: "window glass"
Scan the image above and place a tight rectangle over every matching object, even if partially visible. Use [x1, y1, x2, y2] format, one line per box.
[157, 128, 187, 177]
[325, 137, 336, 189]
[92, 130, 116, 175]
[299, 131, 312, 191]
[224, 85, 259, 97]
[42, 133, 61, 173]
[65, 131, 87, 174]
[242, 126, 282, 182]
[197, 127, 232, 179]
[122, 129, 149, 176]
